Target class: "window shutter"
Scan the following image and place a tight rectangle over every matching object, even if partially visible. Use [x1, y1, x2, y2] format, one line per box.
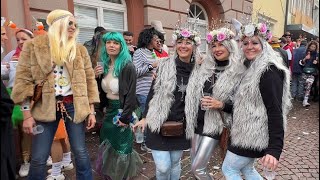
[103, 10, 124, 31]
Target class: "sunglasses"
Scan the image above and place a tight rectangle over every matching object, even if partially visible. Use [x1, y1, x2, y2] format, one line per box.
[68, 21, 78, 28]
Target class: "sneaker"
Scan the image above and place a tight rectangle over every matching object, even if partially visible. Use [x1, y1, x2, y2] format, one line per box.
[47, 162, 74, 174]
[303, 100, 310, 107]
[19, 162, 30, 177]
[46, 174, 65, 180]
[140, 143, 152, 153]
[47, 156, 53, 166]
[183, 149, 190, 152]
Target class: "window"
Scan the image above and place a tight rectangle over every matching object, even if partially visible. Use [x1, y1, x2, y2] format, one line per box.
[74, 0, 127, 43]
[188, 3, 208, 54]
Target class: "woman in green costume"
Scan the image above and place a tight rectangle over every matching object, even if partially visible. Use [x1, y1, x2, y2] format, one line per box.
[94, 32, 142, 180]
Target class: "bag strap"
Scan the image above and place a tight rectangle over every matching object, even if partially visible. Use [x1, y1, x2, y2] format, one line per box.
[40, 64, 56, 84]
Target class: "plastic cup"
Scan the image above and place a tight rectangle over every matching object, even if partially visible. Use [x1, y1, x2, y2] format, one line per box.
[9, 61, 18, 69]
[1, 64, 8, 74]
[96, 62, 104, 75]
[135, 127, 144, 144]
[263, 167, 276, 180]
[32, 125, 44, 135]
[201, 92, 211, 111]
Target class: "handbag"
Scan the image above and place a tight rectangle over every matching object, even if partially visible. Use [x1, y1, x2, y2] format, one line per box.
[32, 66, 55, 104]
[303, 67, 316, 74]
[160, 120, 184, 137]
[218, 110, 230, 160]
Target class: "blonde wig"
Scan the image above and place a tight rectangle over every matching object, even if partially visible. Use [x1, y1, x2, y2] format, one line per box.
[47, 10, 79, 65]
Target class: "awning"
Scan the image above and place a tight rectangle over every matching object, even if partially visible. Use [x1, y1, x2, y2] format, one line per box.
[286, 24, 319, 40]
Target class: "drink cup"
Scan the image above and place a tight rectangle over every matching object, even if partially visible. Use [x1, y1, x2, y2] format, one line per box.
[1, 64, 8, 74]
[263, 167, 276, 180]
[96, 62, 104, 75]
[201, 92, 211, 111]
[32, 125, 44, 135]
[9, 61, 18, 69]
[135, 127, 144, 144]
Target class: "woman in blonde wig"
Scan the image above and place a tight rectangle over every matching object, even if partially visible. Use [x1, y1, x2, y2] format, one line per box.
[11, 9, 99, 180]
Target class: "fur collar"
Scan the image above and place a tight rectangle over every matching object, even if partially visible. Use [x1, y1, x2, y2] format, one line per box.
[146, 57, 200, 139]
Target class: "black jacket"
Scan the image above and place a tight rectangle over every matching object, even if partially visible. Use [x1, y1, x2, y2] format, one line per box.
[1, 80, 16, 180]
[97, 62, 138, 124]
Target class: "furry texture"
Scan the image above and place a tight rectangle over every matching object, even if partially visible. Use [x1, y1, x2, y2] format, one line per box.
[231, 39, 292, 151]
[146, 46, 201, 138]
[11, 34, 100, 123]
[185, 39, 245, 139]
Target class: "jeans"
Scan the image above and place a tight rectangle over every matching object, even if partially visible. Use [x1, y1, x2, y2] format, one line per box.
[136, 94, 147, 114]
[291, 73, 304, 100]
[222, 151, 262, 180]
[28, 103, 92, 180]
[152, 150, 183, 180]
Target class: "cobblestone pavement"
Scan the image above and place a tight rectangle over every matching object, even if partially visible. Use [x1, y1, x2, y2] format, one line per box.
[18, 101, 319, 179]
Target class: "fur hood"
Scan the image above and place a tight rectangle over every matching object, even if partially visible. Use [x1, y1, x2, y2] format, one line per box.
[11, 34, 100, 123]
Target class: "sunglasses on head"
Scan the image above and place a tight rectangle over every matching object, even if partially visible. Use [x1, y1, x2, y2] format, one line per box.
[68, 21, 78, 28]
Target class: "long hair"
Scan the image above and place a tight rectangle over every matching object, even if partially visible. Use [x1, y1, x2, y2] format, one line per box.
[47, 16, 79, 66]
[100, 32, 131, 77]
[306, 40, 319, 53]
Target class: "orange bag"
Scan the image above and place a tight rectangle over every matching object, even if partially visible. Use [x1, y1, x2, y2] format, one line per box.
[54, 119, 67, 140]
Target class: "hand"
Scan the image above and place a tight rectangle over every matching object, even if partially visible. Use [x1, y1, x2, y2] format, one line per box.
[305, 53, 311, 60]
[23, 116, 36, 134]
[117, 119, 128, 127]
[260, 154, 279, 171]
[86, 114, 96, 130]
[132, 118, 146, 132]
[201, 96, 224, 109]
[152, 61, 159, 68]
[313, 60, 318, 64]
[129, 45, 135, 52]
[94, 65, 103, 77]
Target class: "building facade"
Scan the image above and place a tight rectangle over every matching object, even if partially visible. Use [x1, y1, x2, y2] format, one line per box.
[1, 0, 253, 55]
[252, 0, 287, 39]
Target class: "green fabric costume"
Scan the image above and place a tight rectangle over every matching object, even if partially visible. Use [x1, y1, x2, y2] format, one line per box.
[7, 88, 23, 127]
[98, 100, 142, 180]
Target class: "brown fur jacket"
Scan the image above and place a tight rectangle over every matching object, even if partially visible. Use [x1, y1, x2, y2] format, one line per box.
[11, 35, 100, 123]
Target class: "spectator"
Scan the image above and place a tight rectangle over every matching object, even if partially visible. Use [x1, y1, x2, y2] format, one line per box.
[133, 27, 160, 152]
[221, 23, 291, 179]
[133, 25, 202, 180]
[154, 31, 169, 58]
[84, 26, 106, 63]
[2, 28, 34, 178]
[11, 9, 99, 180]
[292, 39, 308, 102]
[94, 32, 142, 179]
[1, 19, 16, 180]
[270, 37, 289, 67]
[299, 40, 319, 107]
[151, 20, 169, 54]
[282, 32, 295, 70]
[280, 37, 293, 67]
[123, 31, 137, 56]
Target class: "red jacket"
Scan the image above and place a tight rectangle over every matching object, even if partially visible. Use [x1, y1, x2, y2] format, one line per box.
[154, 49, 169, 58]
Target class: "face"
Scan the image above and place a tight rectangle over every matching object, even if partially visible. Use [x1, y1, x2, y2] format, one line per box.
[242, 36, 262, 61]
[176, 38, 194, 61]
[1, 27, 8, 45]
[106, 40, 121, 57]
[67, 16, 77, 39]
[16, 31, 32, 49]
[211, 41, 230, 61]
[150, 35, 159, 49]
[285, 35, 291, 43]
[123, 35, 133, 46]
[154, 38, 163, 51]
[309, 44, 317, 52]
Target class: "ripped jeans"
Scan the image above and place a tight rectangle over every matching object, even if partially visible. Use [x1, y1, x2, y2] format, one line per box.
[222, 151, 263, 180]
[151, 150, 183, 180]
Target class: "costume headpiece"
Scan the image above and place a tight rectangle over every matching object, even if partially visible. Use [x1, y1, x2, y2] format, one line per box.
[206, 18, 235, 43]
[172, 14, 201, 46]
[32, 17, 47, 36]
[46, 9, 73, 26]
[233, 7, 273, 41]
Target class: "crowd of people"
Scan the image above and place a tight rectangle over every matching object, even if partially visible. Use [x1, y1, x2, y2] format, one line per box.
[0, 8, 318, 180]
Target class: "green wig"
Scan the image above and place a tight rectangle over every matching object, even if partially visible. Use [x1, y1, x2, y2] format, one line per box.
[100, 32, 132, 77]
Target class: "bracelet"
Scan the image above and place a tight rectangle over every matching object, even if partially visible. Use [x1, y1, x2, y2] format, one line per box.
[20, 106, 31, 111]
[24, 116, 32, 121]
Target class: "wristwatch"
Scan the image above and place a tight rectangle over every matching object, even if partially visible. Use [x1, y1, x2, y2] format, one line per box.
[148, 64, 154, 71]
[89, 112, 96, 116]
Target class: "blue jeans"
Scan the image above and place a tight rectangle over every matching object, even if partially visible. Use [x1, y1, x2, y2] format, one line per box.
[222, 151, 263, 180]
[28, 103, 92, 180]
[152, 150, 183, 180]
[136, 94, 147, 114]
[291, 73, 304, 99]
